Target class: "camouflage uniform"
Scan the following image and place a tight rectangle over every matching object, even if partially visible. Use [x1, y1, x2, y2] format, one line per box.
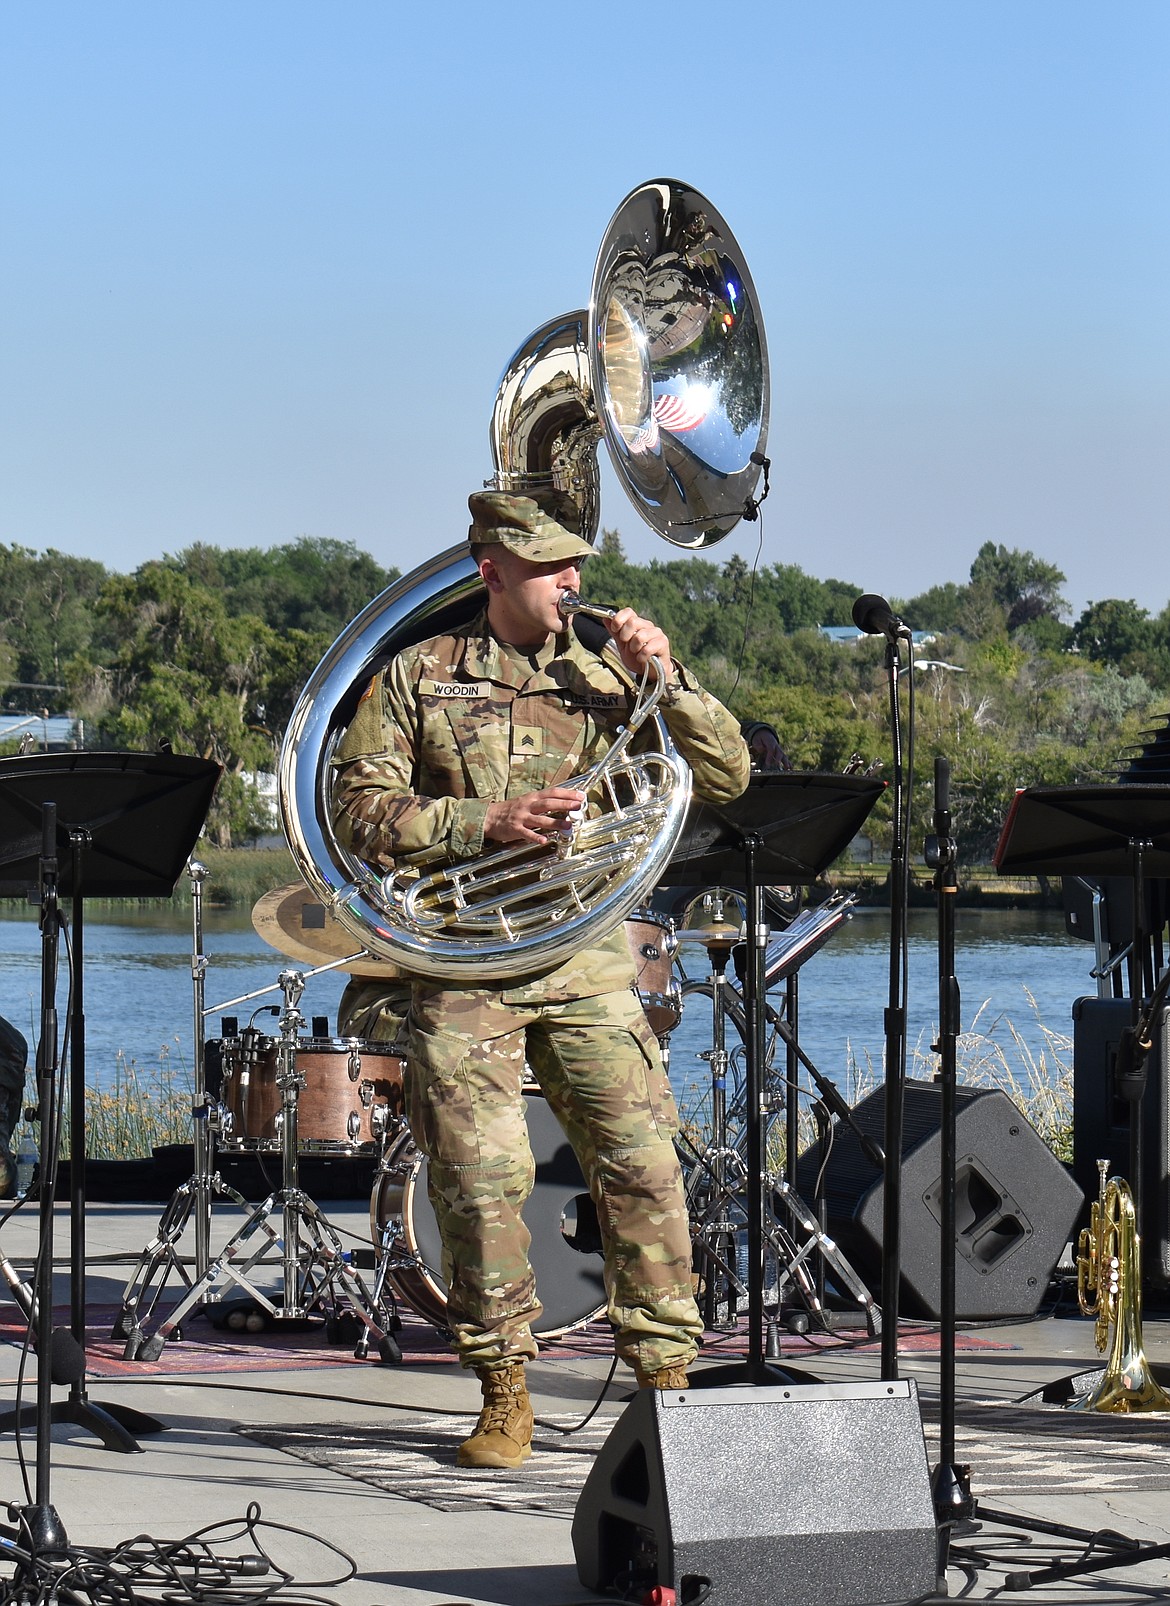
[336, 975, 411, 1044]
[333, 606, 749, 1375]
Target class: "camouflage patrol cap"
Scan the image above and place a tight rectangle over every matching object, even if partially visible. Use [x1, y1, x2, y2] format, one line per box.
[468, 491, 594, 564]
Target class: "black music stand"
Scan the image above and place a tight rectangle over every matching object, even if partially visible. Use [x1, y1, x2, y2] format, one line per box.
[0, 752, 220, 1452]
[664, 773, 883, 1372]
[994, 783, 1170, 1202]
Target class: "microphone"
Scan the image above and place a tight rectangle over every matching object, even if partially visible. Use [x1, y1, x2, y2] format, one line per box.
[851, 593, 911, 641]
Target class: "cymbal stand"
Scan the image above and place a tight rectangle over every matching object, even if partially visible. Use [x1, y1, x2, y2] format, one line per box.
[678, 928, 751, 1330]
[677, 916, 879, 1347]
[128, 966, 401, 1364]
[114, 860, 251, 1355]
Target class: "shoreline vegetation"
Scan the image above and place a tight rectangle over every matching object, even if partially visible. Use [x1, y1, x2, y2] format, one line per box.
[156, 845, 1064, 912]
[30, 980, 1074, 1169]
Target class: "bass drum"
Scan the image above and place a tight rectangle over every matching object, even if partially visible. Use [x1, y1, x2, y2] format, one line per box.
[370, 1088, 607, 1336]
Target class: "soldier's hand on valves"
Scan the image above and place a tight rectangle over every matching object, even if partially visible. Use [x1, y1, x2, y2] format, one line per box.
[484, 786, 587, 845]
[607, 609, 672, 678]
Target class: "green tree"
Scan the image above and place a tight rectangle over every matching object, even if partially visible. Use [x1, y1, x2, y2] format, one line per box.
[968, 542, 1067, 632]
[0, 545, 110, 710]
[1072, 598, 1153, 666]
[69, 564, 282, 846]
[162, 537, 397, 636]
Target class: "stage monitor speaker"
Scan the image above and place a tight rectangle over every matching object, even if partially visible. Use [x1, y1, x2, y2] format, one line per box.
[795, 1079, 1083, 1319]
[572, 1378, 936, 1606]
[1072, 995, 1170, 1286]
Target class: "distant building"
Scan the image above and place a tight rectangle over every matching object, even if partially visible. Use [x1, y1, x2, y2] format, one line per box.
[0, 710, 84, 750]
[818, 625, 938, 648]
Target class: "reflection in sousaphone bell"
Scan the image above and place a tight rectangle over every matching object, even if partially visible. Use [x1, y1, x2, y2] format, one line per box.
[677, 886, 746, 947]
[250, 883, 404, 979]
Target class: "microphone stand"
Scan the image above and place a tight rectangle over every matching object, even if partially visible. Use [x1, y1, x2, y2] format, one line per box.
[923, 757, 974, 1571]
[878, 623, 911, 1380]
[851, 592, 914, 1379]
[22, 802, 69, 1554]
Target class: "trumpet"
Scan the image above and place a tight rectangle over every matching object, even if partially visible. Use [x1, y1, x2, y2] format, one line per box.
[1073, 1159, 1170, 1413]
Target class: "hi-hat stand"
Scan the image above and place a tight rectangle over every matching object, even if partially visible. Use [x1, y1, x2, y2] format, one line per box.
[126, 965, 401, 1365]
[114, 860, 253, 1355]
[0, 752, 220, 1454]
[663, 771, 883, 1374]
[675, 895, 879, 1344]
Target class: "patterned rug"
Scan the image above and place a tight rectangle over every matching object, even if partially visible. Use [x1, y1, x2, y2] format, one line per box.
[240, 1413, 613, 1514]
[933, 1396, 1170, 1495]
[0, 1304, 1019, 1378]
[238, 1393, 1170, 1516]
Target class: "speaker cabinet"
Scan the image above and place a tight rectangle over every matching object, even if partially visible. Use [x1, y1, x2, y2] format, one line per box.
[796, 1079, 1083, 1319]
[572, 1378, 936, 1606]
[1072, 995, 1170, 1286]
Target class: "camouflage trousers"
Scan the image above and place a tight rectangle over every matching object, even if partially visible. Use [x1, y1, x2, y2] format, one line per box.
[406, 985, 702, 1377]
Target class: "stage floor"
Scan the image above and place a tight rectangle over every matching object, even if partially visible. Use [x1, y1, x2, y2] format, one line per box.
[2, 1198, 1168, 1604]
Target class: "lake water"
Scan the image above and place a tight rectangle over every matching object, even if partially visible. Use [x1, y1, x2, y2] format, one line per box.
[0, 902, 1099, 1124]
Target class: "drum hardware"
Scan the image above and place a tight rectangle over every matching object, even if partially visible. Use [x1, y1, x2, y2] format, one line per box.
[116, 942, 403, 1363]
[671, 878, 878, 1345]
[624, 907, 681, 1038]
[113, 861, 253, 1355]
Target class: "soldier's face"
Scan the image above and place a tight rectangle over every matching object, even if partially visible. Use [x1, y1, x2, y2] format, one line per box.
[480, 549, 584, 645]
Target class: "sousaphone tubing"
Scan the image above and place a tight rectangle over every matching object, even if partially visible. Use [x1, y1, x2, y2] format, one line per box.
[278, 179, 769, 980]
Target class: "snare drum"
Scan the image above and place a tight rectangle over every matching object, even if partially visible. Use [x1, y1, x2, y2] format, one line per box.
[624, 908, 681, 1037]
[215, 1032, 405, 1154]
[369, 1088, 606, 1336]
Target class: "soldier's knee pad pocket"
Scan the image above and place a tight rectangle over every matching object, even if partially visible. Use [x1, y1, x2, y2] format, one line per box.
[406, 1024, 481, 1167]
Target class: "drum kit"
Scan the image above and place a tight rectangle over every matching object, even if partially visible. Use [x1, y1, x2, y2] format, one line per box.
[113, 856, 874, 1364]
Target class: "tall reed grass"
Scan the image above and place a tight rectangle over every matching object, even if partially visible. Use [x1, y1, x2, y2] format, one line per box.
[675, 986, 1074, 1169]
[12, 1040, 194, 1162]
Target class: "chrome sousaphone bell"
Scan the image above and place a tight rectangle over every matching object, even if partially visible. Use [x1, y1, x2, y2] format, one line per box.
[278, 179, 770, 981]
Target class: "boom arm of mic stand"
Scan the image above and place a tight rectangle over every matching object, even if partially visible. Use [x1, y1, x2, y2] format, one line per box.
[758, 997, 886, 1170]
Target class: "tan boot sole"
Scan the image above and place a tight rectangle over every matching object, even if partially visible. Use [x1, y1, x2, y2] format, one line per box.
[456, 1441, 533, 1470]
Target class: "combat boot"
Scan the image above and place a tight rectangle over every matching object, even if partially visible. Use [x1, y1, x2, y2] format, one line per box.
[457, 1361, 533, 1469]
[635, 1360, 691, 1390]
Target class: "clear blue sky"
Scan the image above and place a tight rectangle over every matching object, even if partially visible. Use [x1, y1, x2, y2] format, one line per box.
[2, 1, 1167, 619]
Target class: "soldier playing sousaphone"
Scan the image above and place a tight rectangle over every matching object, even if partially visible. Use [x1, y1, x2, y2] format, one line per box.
[331, 491, 749, 1469]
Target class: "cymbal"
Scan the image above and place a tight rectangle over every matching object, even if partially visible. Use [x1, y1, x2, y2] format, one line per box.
[251, 883, 403, 978]
[676, 886, 746, 948]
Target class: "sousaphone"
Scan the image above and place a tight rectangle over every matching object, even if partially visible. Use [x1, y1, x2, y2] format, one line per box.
[278, 179, 769, 980]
